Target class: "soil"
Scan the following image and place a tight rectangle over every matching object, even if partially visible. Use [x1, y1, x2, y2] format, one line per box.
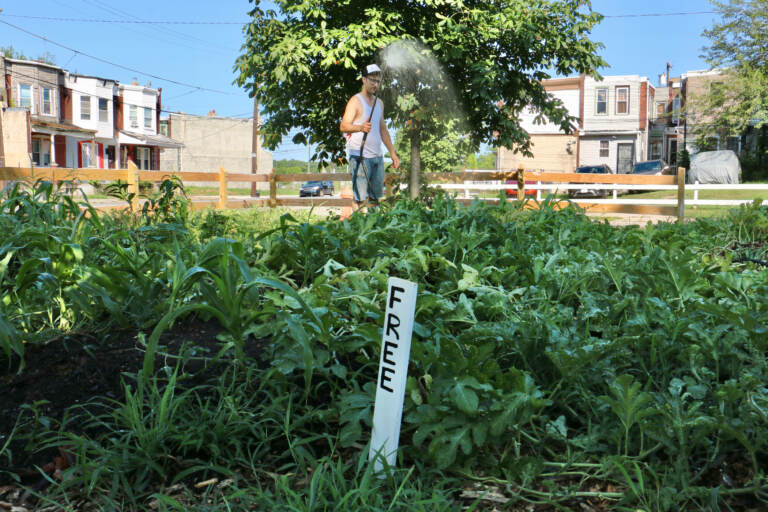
[0, 318, 252, 488]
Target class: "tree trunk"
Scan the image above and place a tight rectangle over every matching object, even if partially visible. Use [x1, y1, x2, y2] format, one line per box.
[409, 130, 421, 200]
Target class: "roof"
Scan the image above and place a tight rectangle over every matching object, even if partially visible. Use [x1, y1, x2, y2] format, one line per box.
[31, 118, 96, 136]
[119, 130, 184, 148]
[3, 57, 62, 72]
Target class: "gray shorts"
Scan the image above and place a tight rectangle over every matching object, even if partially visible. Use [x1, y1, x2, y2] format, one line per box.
[350, 155, 384, 203]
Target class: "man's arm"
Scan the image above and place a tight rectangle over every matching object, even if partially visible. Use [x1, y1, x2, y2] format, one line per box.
[340, 96, 369, 134]
[380, 113, 400, 169]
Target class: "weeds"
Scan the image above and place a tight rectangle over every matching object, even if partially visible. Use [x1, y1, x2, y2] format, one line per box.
[3, 188, 768, 509]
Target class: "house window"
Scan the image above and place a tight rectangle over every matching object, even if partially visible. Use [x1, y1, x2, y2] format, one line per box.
[32, 138, 51, 166]
[18, 84, 32, 110]
[650, 140, 662, 159]
[42, 88, 54, 115]
[129, 105, 138, 128]
[599, 140, 609, 158]
[80, 95, 91, 120]
[595, 88, 608, 115]
[144, 107, 152, 129]
[615, 86, 629, 115]
[671, 96, 681, 123]
[99, 98, 109, 122]
[655, 101, 666, 118]
[136, 147, 152, 170]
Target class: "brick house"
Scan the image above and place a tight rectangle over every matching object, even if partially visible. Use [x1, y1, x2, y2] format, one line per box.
[680, 69, 741, 155]
[647, 75, 684, 165]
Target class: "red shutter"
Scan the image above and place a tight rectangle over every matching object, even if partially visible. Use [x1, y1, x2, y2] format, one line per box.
[77, 141, 82, 168]
[97, 142, 104, 168]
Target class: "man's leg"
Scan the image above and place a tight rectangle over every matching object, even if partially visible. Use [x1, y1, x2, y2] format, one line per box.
[366, 156, 385, 206]
[350, 155, 368, 211]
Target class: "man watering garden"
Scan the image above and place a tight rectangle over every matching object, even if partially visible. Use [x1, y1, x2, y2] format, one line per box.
[340, 63, 400, 209]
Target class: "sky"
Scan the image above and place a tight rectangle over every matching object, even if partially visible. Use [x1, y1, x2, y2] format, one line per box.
[1, 0, 720, 161]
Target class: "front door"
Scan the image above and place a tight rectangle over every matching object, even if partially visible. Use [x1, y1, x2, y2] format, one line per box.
[616, 143, 634, 174]
[668, 139, 678, 165]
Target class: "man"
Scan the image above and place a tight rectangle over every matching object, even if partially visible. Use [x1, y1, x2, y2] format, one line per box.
[340, 63, 400, 208]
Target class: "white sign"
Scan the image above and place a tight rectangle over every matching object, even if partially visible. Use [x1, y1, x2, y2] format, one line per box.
[369, 277, 418, 471]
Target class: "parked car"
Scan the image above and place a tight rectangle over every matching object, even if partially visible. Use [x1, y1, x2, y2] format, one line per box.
[299, 180, 334, 197]
[569, 164, 614, 198]
[631, 159, 673, 176]
[505, 178, 538, 197]
[688, 150, 741, 184]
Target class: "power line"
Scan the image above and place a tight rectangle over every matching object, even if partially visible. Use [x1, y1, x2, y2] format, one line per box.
[1, 13, 246, 24]
[76, 0, 237, 54]
[602, 11, 716, 19]
[1, 10, 719, 22]
[0, 18, 235, 95]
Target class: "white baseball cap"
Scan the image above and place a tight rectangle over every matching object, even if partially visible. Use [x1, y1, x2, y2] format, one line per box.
[361, 63, 382, 76]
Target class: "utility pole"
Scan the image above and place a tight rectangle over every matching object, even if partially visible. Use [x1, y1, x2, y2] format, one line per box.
[251, 94, 260, 197]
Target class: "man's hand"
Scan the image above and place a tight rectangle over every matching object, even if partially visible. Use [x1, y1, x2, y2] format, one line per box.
[391, 153, 400, 169]
[360, 122, 372, 134]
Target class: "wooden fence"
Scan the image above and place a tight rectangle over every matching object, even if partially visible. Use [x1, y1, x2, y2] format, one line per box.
[2, 163, 765, 223]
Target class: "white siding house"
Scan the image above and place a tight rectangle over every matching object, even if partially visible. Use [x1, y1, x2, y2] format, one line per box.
[580, 75, 652, 173]
[116, 82, 182, 170]
[65, 74, 118, 168]
[498, 77, 581, 172]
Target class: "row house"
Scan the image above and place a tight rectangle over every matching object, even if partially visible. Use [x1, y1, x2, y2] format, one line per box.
[580, 74, 652, 173]
[498, 69, 743, 174]
[497, 77, 581, 172]
[648, 75, 684, 165]
[498, 74, 654, 173]
[3, 57, 96, 168]
[0, 55, 182, 172]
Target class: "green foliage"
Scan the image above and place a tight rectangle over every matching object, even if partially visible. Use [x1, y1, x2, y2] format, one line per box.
[693, 1, 768, 156]
[395, 118, 473, 174]
[234, 0, 606, 163]
[1, 45, 55, 65]
[5, 181, 768, 508]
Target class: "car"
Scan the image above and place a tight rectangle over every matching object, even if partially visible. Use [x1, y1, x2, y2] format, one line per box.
[631, 159, 673, 176]
[505, 178, 538, 197]
[299, 180, 334, 197]
[569, 164, 614, 198]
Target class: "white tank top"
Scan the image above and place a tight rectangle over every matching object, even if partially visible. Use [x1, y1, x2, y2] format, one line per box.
[347, 93, 383, 158]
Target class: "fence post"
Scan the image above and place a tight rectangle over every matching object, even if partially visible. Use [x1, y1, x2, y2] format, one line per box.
[269, 169, 277, 208]
[677, 167, 686, 223]
[517, 165, 525, 201]
[127, 160, 140, 212]
[218, 166, 228, 209]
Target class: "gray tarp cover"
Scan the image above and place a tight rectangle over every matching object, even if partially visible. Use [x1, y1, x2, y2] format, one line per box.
[689, 150, 741, 184]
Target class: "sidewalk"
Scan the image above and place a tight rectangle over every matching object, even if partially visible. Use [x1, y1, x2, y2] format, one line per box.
[586, 213, 678, 227]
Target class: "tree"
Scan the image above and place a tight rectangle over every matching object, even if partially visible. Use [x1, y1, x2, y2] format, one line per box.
[394, 118, 473, 175]
[1, 45, 56, 65]
[692, 1, 768, 146]
[235, 0, 605, 198]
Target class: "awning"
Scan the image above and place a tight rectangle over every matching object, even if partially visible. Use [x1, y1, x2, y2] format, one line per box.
[31, 118, 96, 138]
[119, 130, 184, 149]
